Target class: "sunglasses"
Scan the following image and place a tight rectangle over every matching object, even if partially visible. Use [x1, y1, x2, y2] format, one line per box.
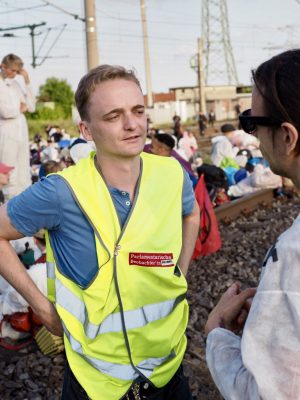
[239, 109, 282, 134]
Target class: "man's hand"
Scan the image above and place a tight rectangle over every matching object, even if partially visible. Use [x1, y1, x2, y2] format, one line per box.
[205, 283, 256, 336]
[32, 297, 63, 337]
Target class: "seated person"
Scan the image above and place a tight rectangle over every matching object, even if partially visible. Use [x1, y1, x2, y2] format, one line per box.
[211, 124, 239, 167]
[69, 136, 94, 164]
[178, 129, 198, 161]
[0, 231, 47, 340]
[39, 160, 64, 179]
[144, 133, 198, 187]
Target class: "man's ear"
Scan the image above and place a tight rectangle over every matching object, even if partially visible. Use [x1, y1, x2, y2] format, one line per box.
[79, 121, 93, 141]
[281, 122, 299, 155]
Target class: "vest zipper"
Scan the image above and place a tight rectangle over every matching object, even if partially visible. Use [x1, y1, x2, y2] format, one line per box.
[114, 244, 121, 256]
[109, 160, 153, 385]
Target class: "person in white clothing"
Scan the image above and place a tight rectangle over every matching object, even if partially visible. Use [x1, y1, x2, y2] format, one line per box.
[0, 54, 35, 199]
[205, 49, 300, 400]
[210, 124, 239, 167]
[178, 130, 198, 161]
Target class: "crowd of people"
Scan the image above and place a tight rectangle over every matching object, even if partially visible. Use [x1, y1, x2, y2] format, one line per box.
[146, 113, 285, 207]
[0, 49, 299, 400]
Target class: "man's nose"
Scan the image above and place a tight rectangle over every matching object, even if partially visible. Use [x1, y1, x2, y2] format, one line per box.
[123, 113, 137, 130]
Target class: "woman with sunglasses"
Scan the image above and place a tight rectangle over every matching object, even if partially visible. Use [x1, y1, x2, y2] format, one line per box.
[205, 49, 300, 400]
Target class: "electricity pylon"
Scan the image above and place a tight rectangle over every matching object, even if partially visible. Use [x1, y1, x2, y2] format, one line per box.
[201, 0, 238, 85]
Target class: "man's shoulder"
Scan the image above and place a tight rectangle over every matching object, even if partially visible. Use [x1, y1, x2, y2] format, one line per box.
[8, 175, 68, 206]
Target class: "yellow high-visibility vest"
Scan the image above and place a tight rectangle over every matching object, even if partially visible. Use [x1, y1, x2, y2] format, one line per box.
[46, 152, 189, 400]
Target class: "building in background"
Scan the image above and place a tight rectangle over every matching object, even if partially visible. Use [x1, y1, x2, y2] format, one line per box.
[145, 85, 251, 125]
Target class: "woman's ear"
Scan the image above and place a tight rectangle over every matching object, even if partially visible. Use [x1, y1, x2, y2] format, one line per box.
[281, 122, 299, 155]
[79, 121, 93, 141]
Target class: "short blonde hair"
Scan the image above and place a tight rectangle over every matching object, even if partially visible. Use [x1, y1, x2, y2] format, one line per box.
[1, 54, 23, 69]
[75, 64, 142, 121]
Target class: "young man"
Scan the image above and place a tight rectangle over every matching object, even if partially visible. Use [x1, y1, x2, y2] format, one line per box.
[0, 65, 199, 399]
[0, 54, 35, 199]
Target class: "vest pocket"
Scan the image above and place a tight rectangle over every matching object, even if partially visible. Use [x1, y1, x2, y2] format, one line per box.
[174, 264, 181, 277]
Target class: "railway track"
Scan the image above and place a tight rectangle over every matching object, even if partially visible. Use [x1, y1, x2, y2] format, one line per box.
[214, 188, 275, 221]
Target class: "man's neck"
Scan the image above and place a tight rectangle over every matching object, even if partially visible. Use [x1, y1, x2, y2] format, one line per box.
[95, 154, 141, 200]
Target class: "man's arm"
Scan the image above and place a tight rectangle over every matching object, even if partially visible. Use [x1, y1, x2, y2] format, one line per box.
[178, 200, 200, 275]
[0, 204, 62, 336]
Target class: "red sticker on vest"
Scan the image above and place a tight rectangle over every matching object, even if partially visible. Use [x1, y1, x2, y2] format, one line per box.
[129, 253, 174, 267]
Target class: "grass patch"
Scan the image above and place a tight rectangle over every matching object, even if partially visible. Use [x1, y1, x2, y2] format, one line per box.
[27, 118, 79, 140]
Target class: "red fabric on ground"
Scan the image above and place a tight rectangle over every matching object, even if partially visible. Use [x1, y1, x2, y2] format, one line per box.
[192, 174, 222, 258]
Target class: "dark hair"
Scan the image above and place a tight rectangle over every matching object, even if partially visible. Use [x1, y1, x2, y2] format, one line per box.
[252, 49, 300, 155]
[75, 64, 142, 121]
[154, 133, 175, 149]
[221, 123, 235, 134]
[43, 160, 63, 175]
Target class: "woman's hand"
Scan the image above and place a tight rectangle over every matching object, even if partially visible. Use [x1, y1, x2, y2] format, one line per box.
[20, 103, 28, 113]
[205, 283, 256, 336]
[18, 68, 30, 84]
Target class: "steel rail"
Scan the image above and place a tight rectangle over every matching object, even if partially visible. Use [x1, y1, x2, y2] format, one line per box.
[214, 188, 275, 221]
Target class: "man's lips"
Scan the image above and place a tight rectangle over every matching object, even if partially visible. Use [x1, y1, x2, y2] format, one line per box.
[123, 135, 141, 141]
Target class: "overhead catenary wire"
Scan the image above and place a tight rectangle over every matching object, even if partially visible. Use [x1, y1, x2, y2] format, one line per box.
[37, 23, 67, 66]
[40, 0, 85, 21]
[35, 27, 51, 56]
[95, 7, 201, 27]
[0, 3, 47, 15]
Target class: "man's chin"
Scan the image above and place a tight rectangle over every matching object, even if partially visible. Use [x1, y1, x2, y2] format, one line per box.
[120, 147, 144, 159]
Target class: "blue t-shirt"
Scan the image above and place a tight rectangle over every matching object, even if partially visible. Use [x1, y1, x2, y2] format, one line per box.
[8, 170, 194, 288]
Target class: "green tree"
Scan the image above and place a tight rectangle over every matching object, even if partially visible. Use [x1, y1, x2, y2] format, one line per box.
[38, 77, 74, 118]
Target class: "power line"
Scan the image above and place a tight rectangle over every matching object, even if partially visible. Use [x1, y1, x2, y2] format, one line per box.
[96, 7, 201, 27]
[0, 3, 47, 15]
[40, 0, 85, 22]
[36, 23, 67, 66]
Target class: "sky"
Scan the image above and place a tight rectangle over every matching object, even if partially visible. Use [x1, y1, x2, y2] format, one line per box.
[0, 0, 299, 96]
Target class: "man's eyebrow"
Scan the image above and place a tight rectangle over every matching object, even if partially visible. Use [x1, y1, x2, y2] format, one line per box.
[102, 108, 123, 118]
[132, 105, 145, 110]
[102, 105, 145, 118]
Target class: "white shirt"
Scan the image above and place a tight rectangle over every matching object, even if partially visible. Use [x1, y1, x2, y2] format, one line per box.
[0, 76, 35, 125]
[206, 213, 300, 400]
[211, 136, 237, 167]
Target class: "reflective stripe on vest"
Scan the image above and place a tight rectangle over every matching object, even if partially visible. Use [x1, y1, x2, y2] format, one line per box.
[56, 278, 185, 339]
[62, 322, 175, 381]
[47, 261, 55, 279]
